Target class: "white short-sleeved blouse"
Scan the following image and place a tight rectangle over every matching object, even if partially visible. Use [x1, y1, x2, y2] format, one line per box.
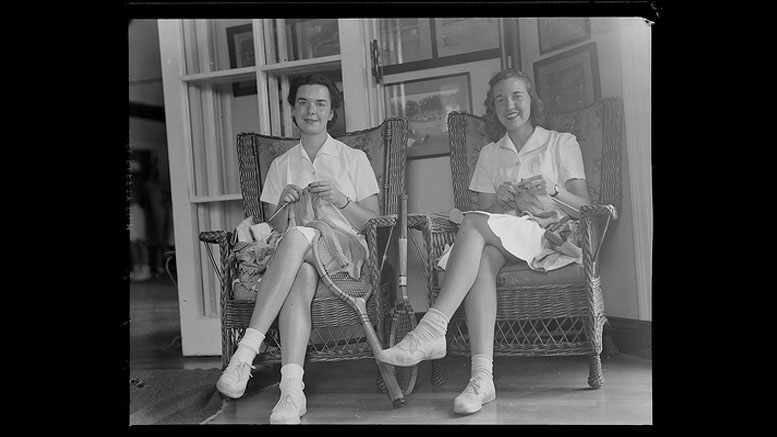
[469, 126, 586, 215]
[260, 134, 380, 244]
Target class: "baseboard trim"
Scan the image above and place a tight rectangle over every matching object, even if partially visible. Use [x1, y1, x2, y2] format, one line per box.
[606, 316, 651, 360]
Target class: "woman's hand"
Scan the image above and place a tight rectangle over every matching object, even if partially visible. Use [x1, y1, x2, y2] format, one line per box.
[279, 184, 304, 205]
[496, 182, 517, 210]
[307, 180, 348, 208]
[518, 175, 552, 196]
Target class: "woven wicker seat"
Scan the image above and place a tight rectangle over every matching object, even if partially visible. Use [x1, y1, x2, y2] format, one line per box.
[421, 98, 624, 389]
[199, 117, 412, 394]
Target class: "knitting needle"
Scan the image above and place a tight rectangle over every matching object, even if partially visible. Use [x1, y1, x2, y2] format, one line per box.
[550, 195, 579, 213]
[267, 200, 291, 222]
[257, 201, 292, 244]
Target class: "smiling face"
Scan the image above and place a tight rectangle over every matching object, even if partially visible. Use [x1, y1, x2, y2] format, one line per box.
[293, 84, 334, 137]
[492, 76, 533, 135]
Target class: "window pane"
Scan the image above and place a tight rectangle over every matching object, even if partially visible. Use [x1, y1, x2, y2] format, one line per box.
[182, 19, 255, 74]
[266, 19, 340, 64]
[434, 18, 500, 58]
[187, 80, 260, 196]
[379, 19, 433, 66]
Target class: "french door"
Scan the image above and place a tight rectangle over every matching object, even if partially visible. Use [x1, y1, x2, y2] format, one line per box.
[158, 19, 382, 355]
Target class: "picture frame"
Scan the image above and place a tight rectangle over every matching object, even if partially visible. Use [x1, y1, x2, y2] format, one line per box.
[537, 18, 591, 55]
[226, 24, 257, 97]
[384, 73, 472, 159]
[378, 18, 502, 75]
[533, 42, 601, 114]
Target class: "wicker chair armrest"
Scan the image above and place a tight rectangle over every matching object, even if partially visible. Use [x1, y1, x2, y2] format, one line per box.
[365, 214, 399, 231]
[199, 230, 229, 245]
[578, 203, 618, 268]
[579, 204, 618, 221]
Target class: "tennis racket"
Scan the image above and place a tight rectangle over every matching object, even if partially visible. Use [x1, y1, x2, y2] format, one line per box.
[389, 193, 418, 395]
[311, 231, 407, 408]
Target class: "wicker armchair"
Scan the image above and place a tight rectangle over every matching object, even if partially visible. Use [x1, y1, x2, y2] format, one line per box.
[199, 117, 412, 403]
[421, 98, 624, 389]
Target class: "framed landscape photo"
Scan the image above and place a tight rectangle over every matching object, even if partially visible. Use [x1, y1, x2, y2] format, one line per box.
[384, 73, 472, 159]
[226, 24, 257, 97]
[533, 42, 600, 114]
[537, 18, 591, 55]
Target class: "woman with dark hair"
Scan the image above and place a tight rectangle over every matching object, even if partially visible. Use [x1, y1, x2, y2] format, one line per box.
[378, 69, 591, 415]
[216, 74, 381, 424]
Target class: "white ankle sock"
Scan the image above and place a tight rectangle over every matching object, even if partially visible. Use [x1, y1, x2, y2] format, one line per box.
[413, 307, 449, 341]
[279, 363, 305, 394]
[470, 354, 493, 381]
[232, 328, 265, 364]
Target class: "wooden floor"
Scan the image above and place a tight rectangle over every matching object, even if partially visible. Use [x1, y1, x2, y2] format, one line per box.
[206, 353, 652, 425]
[130, 275, 651, 425]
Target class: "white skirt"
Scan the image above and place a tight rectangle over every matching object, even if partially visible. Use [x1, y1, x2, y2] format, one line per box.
[437, 211, 545, 270]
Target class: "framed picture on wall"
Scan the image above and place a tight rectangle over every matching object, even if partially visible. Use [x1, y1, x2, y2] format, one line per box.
[533, 42, 600, 114]
[384, 73, 472, 159]
[537, 18, 591, 55]
[226, 24, 257, 97]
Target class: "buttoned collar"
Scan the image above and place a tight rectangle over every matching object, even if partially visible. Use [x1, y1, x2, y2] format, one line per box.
[496, 126, 550, 156]
[298, 133, 338, 162]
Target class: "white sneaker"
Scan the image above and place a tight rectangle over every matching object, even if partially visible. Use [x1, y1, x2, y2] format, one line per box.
[270, 393, 307, 425]
[378, 332, 446, 367]
[216, 361, 254, 399]
[453, 376, 496, 415]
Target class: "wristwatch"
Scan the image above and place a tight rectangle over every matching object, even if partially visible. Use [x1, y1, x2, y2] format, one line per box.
[338, 196, 352, 209]
[550, 184, 559, 197]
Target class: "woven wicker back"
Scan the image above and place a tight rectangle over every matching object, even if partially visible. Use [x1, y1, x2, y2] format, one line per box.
[236, 117, 408, 222]
[447, 97, 623, 212]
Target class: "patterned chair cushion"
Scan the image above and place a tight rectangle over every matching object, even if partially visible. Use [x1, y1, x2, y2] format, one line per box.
[544, 103, 605, 204]
[496, 260, 583, 288]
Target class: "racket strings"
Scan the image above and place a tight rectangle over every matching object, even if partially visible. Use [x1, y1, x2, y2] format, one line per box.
[315, 236, 371, 299]
[391, 305, 417, 393]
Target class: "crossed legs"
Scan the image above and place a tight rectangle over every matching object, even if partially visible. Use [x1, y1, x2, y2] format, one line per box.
[216, 228, 318, 424]
[380, 212, 517, 414]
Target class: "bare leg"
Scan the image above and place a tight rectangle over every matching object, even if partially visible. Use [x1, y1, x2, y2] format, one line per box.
[271, 256, 317, 425]
[379, 213, 517, 367]
[247, 230, 314, 335]
[279, 260, 318, 366]
[464, 245, 506, 358]
[217, 230, 316, 400]
[433, 213, 518, 319]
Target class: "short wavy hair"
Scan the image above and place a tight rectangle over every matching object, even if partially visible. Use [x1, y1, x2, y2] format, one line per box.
[482, 69, 546, 142]
[287, 74, 343, 129]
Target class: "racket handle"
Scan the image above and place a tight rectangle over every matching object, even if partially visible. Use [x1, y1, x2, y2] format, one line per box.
[398, 193, 408, 297]
[355, 298, 406, 408]
[398, 239, 407, 289]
